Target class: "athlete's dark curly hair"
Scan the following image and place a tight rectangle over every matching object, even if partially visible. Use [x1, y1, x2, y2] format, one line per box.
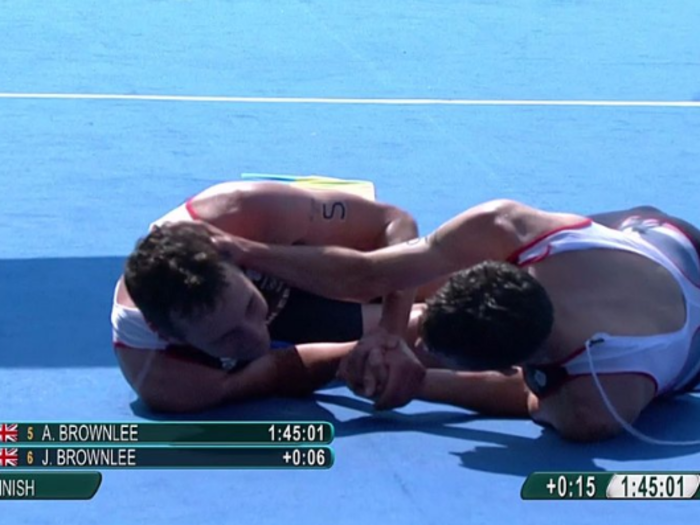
[124, 223, 229, 340]
[421, 261, 554, 370]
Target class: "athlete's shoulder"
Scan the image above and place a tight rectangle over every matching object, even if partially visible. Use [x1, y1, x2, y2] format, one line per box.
[188, 181, 297, 221]
[192, 180, 298, 204]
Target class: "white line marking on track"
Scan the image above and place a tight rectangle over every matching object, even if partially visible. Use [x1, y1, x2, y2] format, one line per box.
[0, 93, 699, 107]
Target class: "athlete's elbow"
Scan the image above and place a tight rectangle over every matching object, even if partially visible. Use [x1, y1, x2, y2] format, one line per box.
[556, 411, 625, 443]
[385, 207, 419, 243]
[139, 395, 187, 414]
[137, 388, 222, 414]
[139, 396, 195, 414]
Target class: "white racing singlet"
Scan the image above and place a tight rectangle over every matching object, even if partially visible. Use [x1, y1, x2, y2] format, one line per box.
[511, 218, 700, 396]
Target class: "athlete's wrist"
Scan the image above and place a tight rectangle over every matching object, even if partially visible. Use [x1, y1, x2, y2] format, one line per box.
[378, 290, 415, 336]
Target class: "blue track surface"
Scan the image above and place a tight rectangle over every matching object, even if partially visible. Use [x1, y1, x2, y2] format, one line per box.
[2, 1, 700, 523]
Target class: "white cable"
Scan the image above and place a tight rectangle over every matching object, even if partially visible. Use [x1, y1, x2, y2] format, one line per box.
[585, 340, 700, 446]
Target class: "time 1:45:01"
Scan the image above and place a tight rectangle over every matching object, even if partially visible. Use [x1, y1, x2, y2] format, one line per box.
[268, 424, 327, 442]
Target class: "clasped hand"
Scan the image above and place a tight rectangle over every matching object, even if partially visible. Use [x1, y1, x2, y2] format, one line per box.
[338, 329, 426, 410]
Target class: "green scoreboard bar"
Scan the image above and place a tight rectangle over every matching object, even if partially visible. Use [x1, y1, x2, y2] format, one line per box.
[1, 446, 333, 469]
[521, 472, 700, 500]
[0, 422, 333, 445]
[0, 472, 102, 500]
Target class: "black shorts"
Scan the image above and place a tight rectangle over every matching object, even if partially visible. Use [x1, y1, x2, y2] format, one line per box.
[268, 288, 364, 346]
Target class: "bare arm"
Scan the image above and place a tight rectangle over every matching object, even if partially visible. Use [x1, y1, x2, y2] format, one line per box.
[115, 342, 355, 413]
[190, 181, 418, 248]
[420, 370, 641, 441]
[338, 336, 530, 414]
[424, 371, 645, 442]
[234, 199, 580, 302]
[417, 368, 532, 418]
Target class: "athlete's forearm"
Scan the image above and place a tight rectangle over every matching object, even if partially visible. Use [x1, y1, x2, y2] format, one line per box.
[266, 343, 356, 397]
[219, 343, 354, 405]
[127, 343, 353, 413]
[417, 368, 531, 418]
[236, 234, 457, 304]
[236, 200, 533, 303]
[378, 209, 419, 334]
[237, 239, 376, 302]
[377, 290, 415, 335]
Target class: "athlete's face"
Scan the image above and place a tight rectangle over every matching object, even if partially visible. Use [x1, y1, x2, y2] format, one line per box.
[173, 263, 271, 361]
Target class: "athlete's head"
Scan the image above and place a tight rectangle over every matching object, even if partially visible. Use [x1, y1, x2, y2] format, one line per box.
[124, 222, 270, 360]
[420, 261, 554, 370]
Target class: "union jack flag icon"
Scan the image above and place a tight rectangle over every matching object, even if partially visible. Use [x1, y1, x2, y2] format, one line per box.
[0, 424, 18, 443]
[0, 448, 18, 467]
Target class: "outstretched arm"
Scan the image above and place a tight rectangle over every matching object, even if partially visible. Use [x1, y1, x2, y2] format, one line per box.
[417, 368, 532, 418]
[422, 371, 650, 442]
[115, 342, 355, 413]
[229, 199, 579, 302]
[338, 337, 641, 443]
[338, 336, 532, 416]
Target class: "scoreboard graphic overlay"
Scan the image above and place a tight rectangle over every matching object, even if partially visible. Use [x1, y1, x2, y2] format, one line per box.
[0, 422, 334, 500]
[521, 472, 700, 500]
